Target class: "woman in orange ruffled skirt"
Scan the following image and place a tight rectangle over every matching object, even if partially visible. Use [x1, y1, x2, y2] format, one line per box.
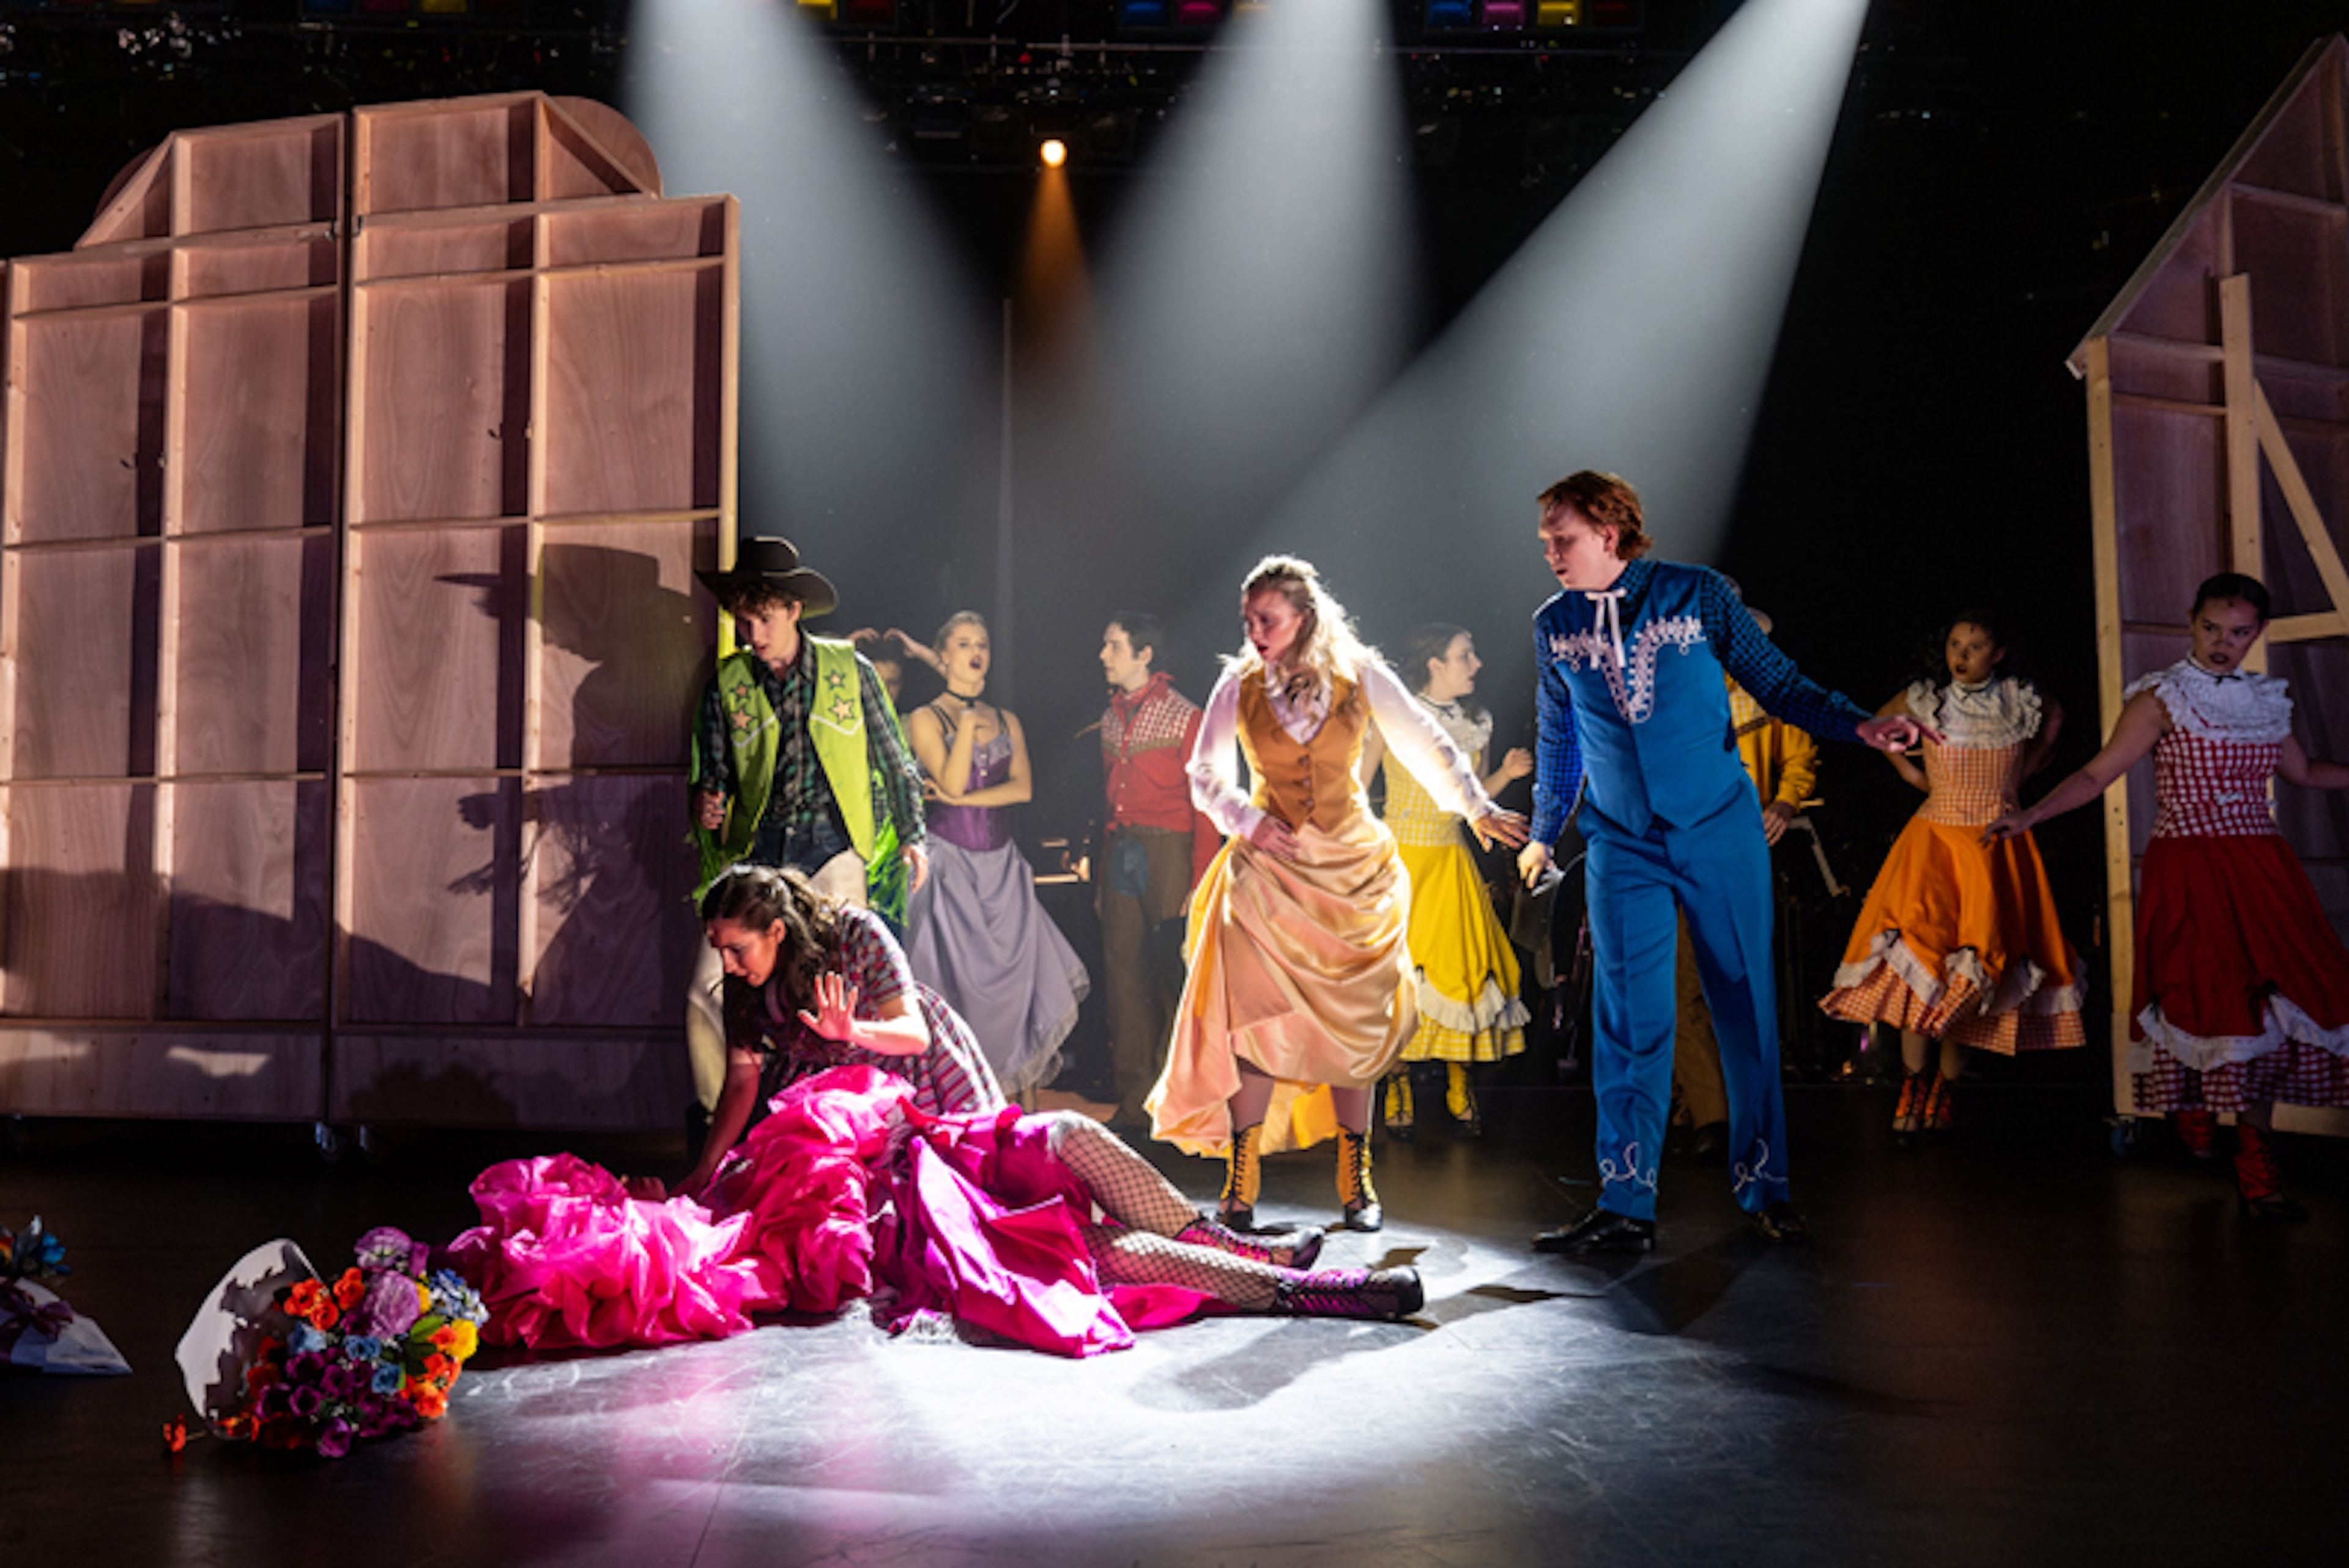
[1822, 613, 2086, 1137]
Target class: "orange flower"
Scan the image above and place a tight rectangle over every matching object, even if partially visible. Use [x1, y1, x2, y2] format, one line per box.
[162, 1415, 188, 1454]
[429, 1324, 459, 1351]
[218, 1413, 256, 1443]
[332, 1268, 367, 1312]
[407, 1383, 448, 1421]
[423, 1352, 454, 1381]
[284, 1279, 340, 1331]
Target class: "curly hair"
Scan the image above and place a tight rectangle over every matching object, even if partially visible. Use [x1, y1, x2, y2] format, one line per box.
[698, 864, 844, 1027]
[1231, 555, 1379, 702]
[1537, 471, 1652, 561]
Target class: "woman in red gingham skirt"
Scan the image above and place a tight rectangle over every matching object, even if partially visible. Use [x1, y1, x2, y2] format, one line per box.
[1986, 574, 2349, 1219]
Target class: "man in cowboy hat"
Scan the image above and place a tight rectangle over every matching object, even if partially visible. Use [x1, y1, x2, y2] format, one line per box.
[685, 535, 930, 1117]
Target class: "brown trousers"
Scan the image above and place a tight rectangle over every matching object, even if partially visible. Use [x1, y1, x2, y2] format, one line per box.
[1097, 825, 1197, 1122]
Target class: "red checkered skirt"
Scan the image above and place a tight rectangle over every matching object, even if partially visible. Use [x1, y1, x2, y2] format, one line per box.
[2130, 833, 2349, 1112]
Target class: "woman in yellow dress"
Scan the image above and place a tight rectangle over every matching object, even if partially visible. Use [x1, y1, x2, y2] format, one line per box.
[1363, 624, 1535, 1140]
[1148, 559, 1528, 1232]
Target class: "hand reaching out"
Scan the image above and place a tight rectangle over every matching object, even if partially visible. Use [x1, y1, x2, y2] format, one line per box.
[1856, 714, 1940, 754]
[1472, 808, 1532, 850]
[797, 972, 864, 1043]
[1496, 747, 1535, 785]
[694, 789, 729, 831]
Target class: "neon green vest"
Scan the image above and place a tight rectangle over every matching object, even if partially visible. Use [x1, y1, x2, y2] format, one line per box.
[691, 639, 905, 925]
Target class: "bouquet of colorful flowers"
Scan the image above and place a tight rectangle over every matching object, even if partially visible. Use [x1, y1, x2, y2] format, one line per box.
[172, 1226, 489, 1459]
[3, 1217, 131, 1376]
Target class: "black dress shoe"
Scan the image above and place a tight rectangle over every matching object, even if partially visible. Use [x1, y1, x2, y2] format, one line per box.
[1754, 1201, 1808, 1243]
[1688, 1121, 1728, 1167]
[1532, 1208, 1655, 1255]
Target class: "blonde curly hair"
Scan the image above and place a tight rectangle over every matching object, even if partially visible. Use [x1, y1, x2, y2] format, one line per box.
[1230, 555, 1378, 702]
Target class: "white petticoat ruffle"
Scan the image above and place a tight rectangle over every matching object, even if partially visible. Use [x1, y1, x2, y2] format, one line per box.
[1412, 972, 1531, 1036]
[1830, 928, 2088, 1020]
[2127, 992, 2349, 1072]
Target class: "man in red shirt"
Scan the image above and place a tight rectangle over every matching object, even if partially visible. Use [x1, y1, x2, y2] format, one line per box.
[1098, 614, 1222, 1130]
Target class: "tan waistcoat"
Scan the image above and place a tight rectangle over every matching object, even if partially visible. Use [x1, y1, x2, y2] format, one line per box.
[1238, 668, 1368, 832]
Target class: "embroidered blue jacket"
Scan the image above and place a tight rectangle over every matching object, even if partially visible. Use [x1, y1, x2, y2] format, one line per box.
[1531, 559, 1872, 841]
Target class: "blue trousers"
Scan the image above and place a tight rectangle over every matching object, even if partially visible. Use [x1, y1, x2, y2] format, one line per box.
[1583, 796, 1791, 1220]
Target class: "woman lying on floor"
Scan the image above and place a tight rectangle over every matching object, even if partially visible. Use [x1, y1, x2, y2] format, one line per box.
[450, 865, 1422, 1358]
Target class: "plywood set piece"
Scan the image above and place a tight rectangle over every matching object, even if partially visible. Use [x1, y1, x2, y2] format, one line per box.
[1, 95, 730, 1130]
[2072, 34, 2349, 1132]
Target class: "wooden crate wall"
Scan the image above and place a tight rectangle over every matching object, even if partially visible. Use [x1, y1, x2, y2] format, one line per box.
[0, 94, 733, 1130]
[2073, 35, 2349, 1128]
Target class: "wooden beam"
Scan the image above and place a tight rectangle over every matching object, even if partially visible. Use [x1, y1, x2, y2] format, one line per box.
[2252, 381, 2349, 624]
[2267, 612, 2349, 642]
[2219, 275, 2265, 672]
[2085, 336, 2138, 1115]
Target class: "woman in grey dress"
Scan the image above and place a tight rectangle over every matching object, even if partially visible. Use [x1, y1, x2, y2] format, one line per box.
[904, 612, 1090, 1095]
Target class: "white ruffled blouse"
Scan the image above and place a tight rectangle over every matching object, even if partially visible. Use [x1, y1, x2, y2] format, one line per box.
[1903, 675, 2044, 749]
[2123, 658, 2294, 745]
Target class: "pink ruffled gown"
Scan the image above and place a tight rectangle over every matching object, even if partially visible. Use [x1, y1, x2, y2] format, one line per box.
[447, 1066, 1213, 1359]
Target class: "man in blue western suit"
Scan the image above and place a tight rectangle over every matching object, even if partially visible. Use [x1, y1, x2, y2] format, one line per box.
[1518, 471, 1931, 1252]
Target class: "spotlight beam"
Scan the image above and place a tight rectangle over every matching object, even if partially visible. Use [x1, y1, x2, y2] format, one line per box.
[1201, 0, 1875, 664]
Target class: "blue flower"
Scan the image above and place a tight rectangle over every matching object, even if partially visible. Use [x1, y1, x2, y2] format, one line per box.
[371, 1362, 405, 1395]
[428, 1270, 486, 1325]
[288, 1325, 329, 1355]
[343, 1334, 383, 1362]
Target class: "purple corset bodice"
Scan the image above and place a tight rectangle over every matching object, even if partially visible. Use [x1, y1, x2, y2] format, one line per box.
[929, 730, 1013, 852]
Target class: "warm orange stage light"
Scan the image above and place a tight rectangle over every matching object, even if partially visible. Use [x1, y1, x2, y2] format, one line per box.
[1039, 138, 1068, 169]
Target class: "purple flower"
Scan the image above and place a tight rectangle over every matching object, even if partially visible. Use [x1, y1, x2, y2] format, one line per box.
[349, 1272, 421, 1340]
[314, 1418, 355, 1460]
[288, 1384, 324, 1419]
[256, 1385, 291, 1421]
[286, 1351, 328, 1383]
[354, 1227, 418, 1274]
[322, 1362, 365, 1401]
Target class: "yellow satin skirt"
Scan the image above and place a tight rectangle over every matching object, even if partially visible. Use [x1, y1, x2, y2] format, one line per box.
[1147, 809, 1416, 1156]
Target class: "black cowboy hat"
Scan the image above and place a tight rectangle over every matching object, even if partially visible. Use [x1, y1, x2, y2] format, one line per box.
[694, 536, 839, 618]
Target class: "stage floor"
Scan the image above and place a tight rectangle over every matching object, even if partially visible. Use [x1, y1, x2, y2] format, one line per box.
[3, 1085, 2343, 1566]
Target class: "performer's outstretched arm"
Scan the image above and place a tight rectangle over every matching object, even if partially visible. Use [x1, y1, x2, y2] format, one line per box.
[1699, 574, 1932, 755]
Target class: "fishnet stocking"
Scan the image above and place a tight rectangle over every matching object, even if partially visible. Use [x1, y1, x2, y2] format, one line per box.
[1042, 1112, 1286, 1310]
[1042, 1112, 1197, 1236]
[1080, 1225, 1285, 1310]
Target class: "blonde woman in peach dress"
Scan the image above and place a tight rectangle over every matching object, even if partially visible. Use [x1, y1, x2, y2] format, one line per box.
[1148, 557, 1527, 1232]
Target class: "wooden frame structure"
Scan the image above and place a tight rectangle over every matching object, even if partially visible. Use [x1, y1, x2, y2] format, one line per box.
[0, 95, 736, 1131]
[2070, 35, 2349, 1132]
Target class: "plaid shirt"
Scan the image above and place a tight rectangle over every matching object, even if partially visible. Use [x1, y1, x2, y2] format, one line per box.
[1532, 560, 1869, 844]
[695, 644, 926, 871]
